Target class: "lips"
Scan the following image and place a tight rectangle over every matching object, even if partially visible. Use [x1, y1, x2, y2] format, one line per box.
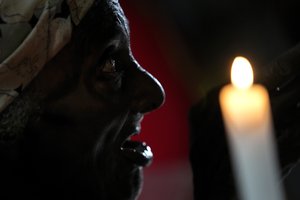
[119, 115, 153, 167]
[120, 140, 153, 167]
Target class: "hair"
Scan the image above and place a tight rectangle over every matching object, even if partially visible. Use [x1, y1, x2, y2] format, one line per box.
[0, 87, 42, 143]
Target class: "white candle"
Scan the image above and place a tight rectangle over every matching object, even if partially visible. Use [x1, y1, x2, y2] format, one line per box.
[219, 57, 285, 200]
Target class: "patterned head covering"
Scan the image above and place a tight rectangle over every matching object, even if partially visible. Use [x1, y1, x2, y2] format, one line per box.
[0, 0, 94, 112]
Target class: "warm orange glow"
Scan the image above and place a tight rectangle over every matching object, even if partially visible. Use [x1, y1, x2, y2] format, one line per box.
[231, 57, 254, 90]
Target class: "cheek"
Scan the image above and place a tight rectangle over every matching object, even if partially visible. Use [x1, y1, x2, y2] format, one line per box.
[36, 75, 130, 157]
[23, 112, 127, 182]
[43, 81, 127, 120]
[32, 47, 78, 99]
[33, 111, 126, 153]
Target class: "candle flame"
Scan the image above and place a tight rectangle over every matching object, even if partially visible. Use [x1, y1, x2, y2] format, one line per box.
[231, 56, 253, 89]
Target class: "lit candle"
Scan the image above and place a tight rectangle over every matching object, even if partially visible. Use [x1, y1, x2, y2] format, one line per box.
[219, 57, 285, 200]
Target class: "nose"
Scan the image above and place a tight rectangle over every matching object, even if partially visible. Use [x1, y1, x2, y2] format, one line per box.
[129, 61, 165, 114]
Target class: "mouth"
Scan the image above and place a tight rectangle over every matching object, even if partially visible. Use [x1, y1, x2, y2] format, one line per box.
[120, 140, 153, 167]
[119, 116, 153, 167]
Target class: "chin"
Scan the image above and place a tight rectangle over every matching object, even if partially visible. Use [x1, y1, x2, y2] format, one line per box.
[93, 146, 144, 200]
[101, 165, 143, 200]
[34, 154, 143, 200]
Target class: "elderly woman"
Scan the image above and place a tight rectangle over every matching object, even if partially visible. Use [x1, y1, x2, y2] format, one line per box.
[0, 1, 165, 199]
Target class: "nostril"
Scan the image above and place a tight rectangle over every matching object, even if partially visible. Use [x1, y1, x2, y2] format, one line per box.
[135, 96, 165, 114]
[140, 103, 159, 114]
[130, 66, 165, 114]
[149, 103, 159, 112]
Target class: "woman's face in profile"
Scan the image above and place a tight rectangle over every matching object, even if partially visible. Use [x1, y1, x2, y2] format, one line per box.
[22, 0, 165, 199]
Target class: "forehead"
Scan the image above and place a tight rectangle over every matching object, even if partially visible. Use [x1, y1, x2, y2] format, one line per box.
[110, 0, 130, 36]
[96, 0, 129, 37]
[77, 0, 130, 47]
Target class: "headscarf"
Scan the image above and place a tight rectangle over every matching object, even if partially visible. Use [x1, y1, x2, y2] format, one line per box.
[0, 0, 94, 112]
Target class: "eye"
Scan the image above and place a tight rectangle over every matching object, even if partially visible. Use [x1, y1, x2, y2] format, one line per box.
[94, 56, 124, 92]
[96, 45, 123, 76]
[102, 58, 117, 73]
[95, 55, 124, 82]
[96, 57, 121, 75]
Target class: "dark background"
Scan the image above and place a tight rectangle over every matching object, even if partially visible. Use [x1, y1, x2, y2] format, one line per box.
[122, 1, 300, 199]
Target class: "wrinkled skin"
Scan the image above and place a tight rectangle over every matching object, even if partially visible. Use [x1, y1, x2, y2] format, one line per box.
[0, 1, 164, 200]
